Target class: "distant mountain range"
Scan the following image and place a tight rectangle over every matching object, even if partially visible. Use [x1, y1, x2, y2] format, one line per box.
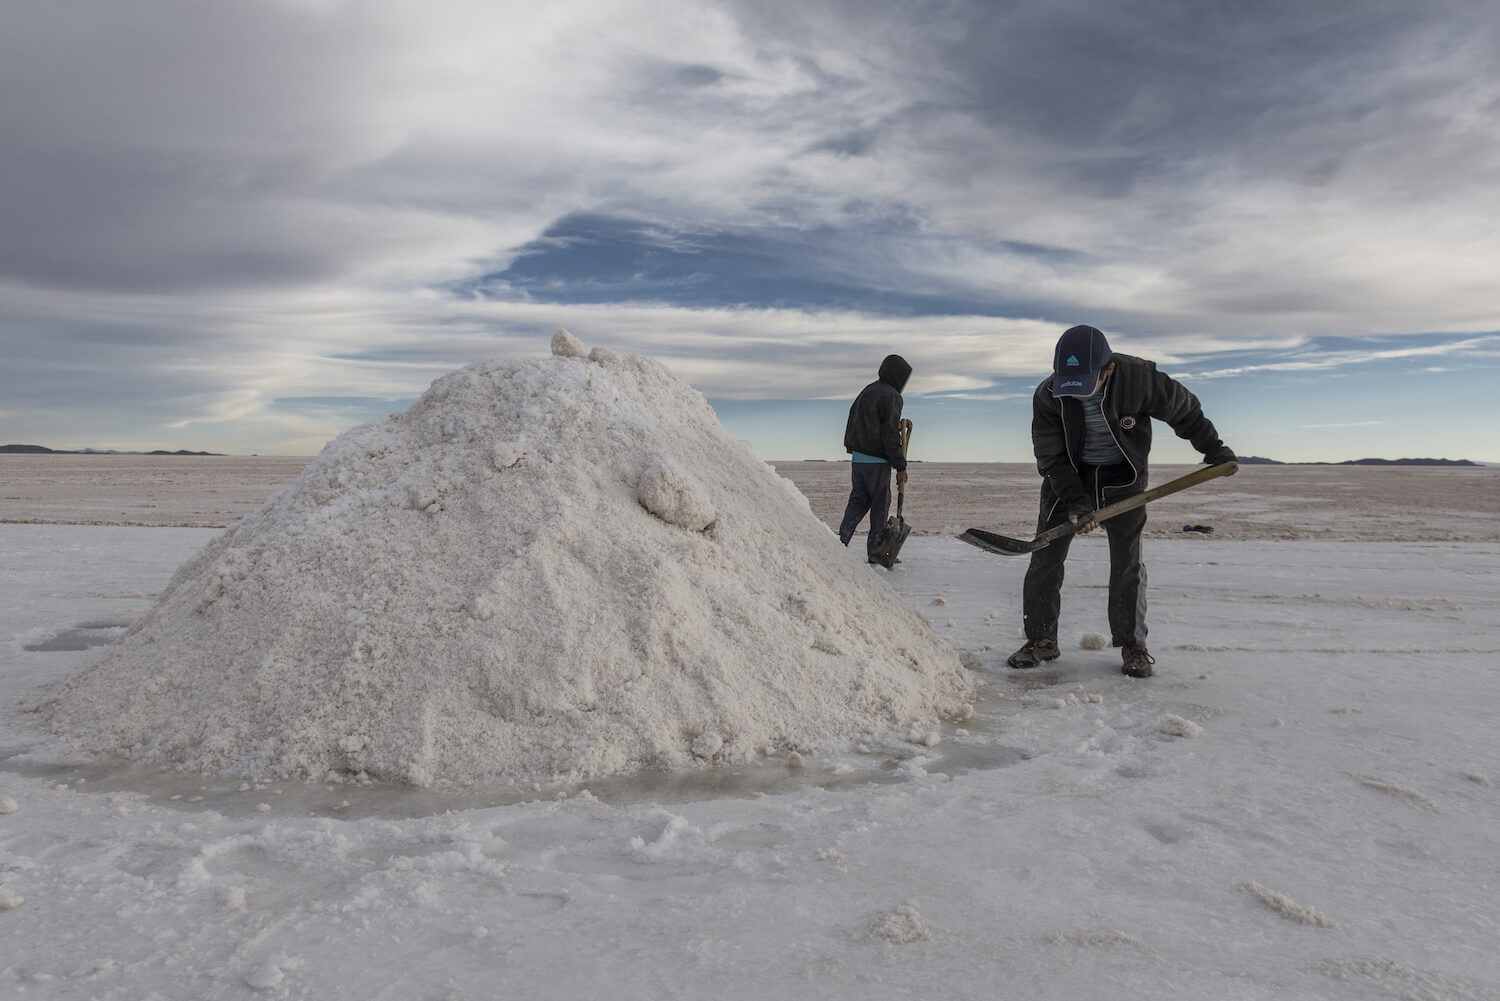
[1, 443, 224, 456]
[4, 444, 1485, 465]
[1237, 456, 1481, 467]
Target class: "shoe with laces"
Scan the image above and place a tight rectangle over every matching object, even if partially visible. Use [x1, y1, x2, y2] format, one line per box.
[1006, 637, 1060, 669]
[1121, 644, 1155, 678]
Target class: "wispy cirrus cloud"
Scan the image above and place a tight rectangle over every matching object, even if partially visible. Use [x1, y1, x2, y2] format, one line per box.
[1186, 335, 1500, 380]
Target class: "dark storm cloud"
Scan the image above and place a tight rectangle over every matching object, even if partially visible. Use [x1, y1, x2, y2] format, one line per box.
[0, 145, 352, 291]
[0, 0, 396, 292]
[723, 0, 1497, 209]
[732, 0, 1456, 149]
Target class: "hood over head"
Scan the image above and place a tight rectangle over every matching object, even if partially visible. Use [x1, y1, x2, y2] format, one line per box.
[878, 354, 912, 392]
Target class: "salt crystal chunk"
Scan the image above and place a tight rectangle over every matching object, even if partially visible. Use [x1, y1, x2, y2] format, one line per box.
[1158, 714, 1204, 738]
[550, 327, 587, 358]
[491, 442, 525, 470]
[637, 461, 715, 531]
[871, 900, 935, 943]
[244, 960, 284, 991]
[690, 732, 723, 758]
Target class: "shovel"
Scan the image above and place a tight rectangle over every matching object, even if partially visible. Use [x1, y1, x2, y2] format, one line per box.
[869, 418, 914, 569]
[958, 461, 1237, 555]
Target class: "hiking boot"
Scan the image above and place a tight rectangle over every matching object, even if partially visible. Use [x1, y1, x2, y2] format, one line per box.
[1121, 644, 1155, 678]
[1006, 637, 1060, 669]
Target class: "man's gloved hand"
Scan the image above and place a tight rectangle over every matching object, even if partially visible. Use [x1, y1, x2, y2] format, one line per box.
[1069, 510, 1099, 535]
[1205, 444, 1237, 471]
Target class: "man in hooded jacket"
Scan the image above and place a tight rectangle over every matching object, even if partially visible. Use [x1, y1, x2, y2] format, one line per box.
[1007, 326, 1236, 677]
[839, 354, 912, 563]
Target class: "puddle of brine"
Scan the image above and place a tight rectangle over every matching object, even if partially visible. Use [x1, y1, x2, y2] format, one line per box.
[23, 621, 132, 652]
[6, 725, 1029, 820]
[14, 633, 1030, 817]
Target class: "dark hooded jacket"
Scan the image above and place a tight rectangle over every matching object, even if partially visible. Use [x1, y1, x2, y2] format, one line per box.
[843, 354, 911, 470]
[1032, 353, 1227, 518]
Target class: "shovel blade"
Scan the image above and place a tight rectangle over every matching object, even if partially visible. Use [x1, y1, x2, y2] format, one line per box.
[870, 515, 912, 568]
[957, 527, 1047, 555]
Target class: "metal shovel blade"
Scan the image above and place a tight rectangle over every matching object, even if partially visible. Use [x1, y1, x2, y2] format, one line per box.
[869, 418, 915, 569]
[870, 513, 912, 568]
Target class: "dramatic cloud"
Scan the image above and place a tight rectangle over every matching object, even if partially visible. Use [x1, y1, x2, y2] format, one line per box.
[1, 0, 1497, 459]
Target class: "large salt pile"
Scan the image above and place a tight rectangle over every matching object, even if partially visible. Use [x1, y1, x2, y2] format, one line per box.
[46, 331, 974, 787]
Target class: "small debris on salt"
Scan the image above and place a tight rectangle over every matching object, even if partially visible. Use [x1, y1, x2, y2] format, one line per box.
[1158, 714, 1203, 738]
[871, 900, 936, 943]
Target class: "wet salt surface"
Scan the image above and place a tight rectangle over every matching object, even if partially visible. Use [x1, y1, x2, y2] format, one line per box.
[7, 656, 1030, 818]
[11, 615, 1032, 817]
[3, 740, 1031, 819]
[4, 524, 1498, 1001]
[22, 621, 131, 652]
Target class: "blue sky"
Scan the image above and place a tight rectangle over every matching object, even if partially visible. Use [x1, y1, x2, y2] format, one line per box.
[2, 0, 1497, 462]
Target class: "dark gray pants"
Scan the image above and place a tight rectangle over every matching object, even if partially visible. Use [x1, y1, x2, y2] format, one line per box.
[1022, 465, 1148, 648]
[838, 461, 892, 560]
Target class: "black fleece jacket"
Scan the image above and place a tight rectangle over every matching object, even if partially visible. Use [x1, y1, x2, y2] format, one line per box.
[1032, 353, 1227, 517]
[843, 355, 911, 470]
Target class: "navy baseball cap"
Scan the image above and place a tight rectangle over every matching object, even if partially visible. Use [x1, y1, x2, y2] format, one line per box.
[1051, 325, 1113, 397]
